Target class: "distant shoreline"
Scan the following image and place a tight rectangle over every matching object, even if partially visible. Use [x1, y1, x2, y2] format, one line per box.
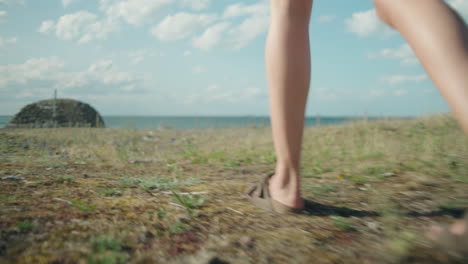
[0, 115, 415, 130]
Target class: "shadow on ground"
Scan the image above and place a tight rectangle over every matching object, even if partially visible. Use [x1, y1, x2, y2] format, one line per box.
[303, 199, 466, 219]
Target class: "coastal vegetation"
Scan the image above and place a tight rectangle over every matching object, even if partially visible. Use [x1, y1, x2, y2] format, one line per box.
[0, 114, 467, 263]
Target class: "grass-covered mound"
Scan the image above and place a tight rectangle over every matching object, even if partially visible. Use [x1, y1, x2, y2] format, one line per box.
[7, 99, 105, 128]
[0, 115, 467, 263]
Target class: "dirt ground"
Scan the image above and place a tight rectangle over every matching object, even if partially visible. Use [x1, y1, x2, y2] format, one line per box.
[1, 115, 467, 263]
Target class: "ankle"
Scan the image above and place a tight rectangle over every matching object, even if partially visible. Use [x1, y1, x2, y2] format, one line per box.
[272, 164, 301, 188]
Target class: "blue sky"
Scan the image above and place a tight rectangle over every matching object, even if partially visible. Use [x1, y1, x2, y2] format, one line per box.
[1, 0, 467, 116]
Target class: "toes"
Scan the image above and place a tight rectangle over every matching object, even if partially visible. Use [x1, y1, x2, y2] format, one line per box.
[426, 224, 443, 241]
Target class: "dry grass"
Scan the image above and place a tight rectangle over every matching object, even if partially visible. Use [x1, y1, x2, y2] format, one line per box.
[0, 114, 467, 263]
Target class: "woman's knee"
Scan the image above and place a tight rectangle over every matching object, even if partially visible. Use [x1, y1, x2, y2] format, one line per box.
[373, 0, 399, 26]
[270, 0, 313, 20]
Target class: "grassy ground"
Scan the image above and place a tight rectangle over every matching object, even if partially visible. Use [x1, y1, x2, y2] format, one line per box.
[0, 115, 467, 264]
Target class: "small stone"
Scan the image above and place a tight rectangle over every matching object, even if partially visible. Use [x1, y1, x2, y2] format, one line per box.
[367, 221, 380, 232]
[1, 176, 24, 181]
[382, 172, 396, 177]
[238, 236, 254, 249]
[176, 214, 191, 223]
[358, 187, 367, 191]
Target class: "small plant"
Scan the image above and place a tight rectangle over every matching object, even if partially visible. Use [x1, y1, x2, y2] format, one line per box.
[439, 199, 468, 211]
[100, 188, 123, 197]
[118, 177, 141, 187]
[183, 177, 203, 185]
[57, 175, 76, 183]
[172, 191, 207, 217]
[331, 216, 355, 232]
[154, 208, 167, 219]
[223, 160, 240, 167]
[119, 176, 202, 190]
[0, 194, 16, 203]
[191, 155, 208, 164]
[43, 161, 66, 168]
[91, 235, 122, 252]
[165, 159, 181, 173]
[260, 150, 276, 164]
[303, 161, 334, 178]
[310, 184, 336, 195]
[139, 178, 179, 190]
[72, 199, 96, 212]
[87, 235, 128, 264]
[169, 220, 186, 235]
[17, 219, 34, 232]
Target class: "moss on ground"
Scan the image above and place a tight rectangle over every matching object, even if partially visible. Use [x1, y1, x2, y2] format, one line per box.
[0, 114, 467, 263]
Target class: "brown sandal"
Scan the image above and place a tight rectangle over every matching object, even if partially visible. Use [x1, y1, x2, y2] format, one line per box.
[245, 173, 303, 215]
[429, 212, 468, 258]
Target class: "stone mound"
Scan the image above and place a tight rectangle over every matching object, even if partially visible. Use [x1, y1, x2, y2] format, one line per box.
[7, 99, 105, 128]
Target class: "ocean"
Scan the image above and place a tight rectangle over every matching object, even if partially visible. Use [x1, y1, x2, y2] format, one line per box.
[0, 115, 388, 130]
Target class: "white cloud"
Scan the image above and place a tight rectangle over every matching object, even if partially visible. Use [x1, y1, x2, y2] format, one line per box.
[192, 22, 230, 51]
[0, 36, 17, 48]
[151, 12, 217, 41]
[206, 91, 236, 102]
[0, 57, 64, 89]
[380, 74, 427, 85]
[193, 65, 206, 73]
[223, 1, 268, 19]
[39, 11, 118, 44]
[181, 0, 210, 11]
[38, 20, 55, 34]
[205, 84, 220, 92]
[243, 87, 263, 98]
[183, 50, 192, 56]
[81, 59, 136, 86]
[183, 84, 266, 105]
[227, 15, 269, 49]
[345, 9, 391, 37]
[368, 43, 418, 66]
[0, 10, 6, 23]
[101, 0, 174, 25]
[129, 50, 146, 64]
[128, 49, 160, 64]
[62, 0, 78, 8]
[317, 15, 336, 24]
[224, 1, 269, 49]
[55, 11, 97, 40]
[0, 57, 142, 96]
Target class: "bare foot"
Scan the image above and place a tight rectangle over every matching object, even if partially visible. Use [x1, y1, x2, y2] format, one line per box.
[426, 217, 468, 258]
[268, 173, 304, 209]
[427, 218, 467, 240]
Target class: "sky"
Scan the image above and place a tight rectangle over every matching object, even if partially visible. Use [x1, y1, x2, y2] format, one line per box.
[1, 0, 468, 117]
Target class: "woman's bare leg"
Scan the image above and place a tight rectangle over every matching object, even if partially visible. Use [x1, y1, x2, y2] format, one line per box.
[374, 0, 468, 133]
[373, 0, 468, 240]
[266, 0, 313, 209]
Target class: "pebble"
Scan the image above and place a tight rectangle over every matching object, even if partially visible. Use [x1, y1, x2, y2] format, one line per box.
[382, 172, 396, 178]
[176, 214, 191, 223]
[238, 236, 254, 249]
[0, 176, 24, 181]
[367, 221, 380, 232]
